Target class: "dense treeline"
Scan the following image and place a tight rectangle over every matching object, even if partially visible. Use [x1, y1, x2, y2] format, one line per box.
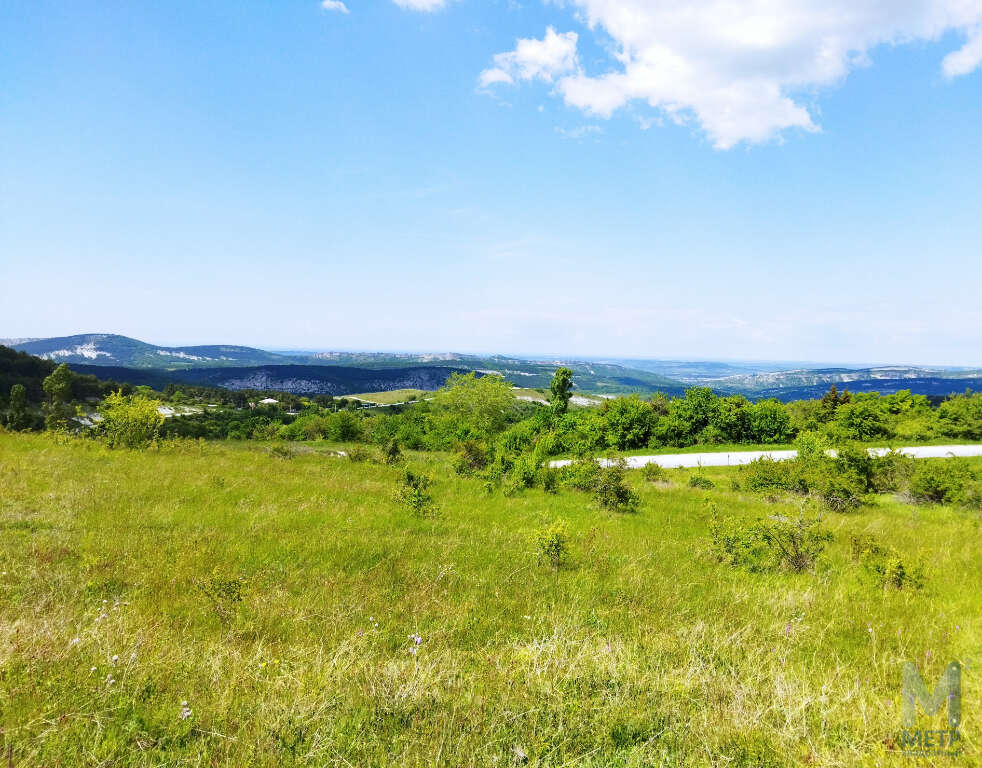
[206, 381, 980, 456]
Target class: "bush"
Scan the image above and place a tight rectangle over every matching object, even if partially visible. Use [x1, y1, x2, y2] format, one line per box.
[504, 454, 538, 496]
[814, 470, 864, 513]
[346, 444, 370, 462]
[594, 462, 640, 512]
[535, 519, 570, 569]
[743, 458, 805, 495]
[540, 467, 560, 494]
[379, 437, 402, 465]
[868, 450, 916, 493]
[397, 468, 437, 517]
[452, 439, 490, 475]
[560, 458, 602, 492]
[268, 443, 295, 459]
[641, 462, 666, 482]
[688, 473, 715, 490]
[909, 460, 976, 505]
[850, 535, 923, 590]
[709, 504, 832, 573]
[707, 505, 772, 573]
[98, 391, 164, 449]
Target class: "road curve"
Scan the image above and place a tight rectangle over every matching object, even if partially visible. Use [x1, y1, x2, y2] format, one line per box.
[548, 445, 982, 470]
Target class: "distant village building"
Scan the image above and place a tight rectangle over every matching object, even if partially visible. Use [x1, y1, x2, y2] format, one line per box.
[259, 398, 279, 405]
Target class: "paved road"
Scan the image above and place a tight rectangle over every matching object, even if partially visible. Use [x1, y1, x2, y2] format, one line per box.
[548, 445, 982, 470]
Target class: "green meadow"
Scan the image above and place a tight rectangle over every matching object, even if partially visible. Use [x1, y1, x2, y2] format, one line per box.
[0, 431, 978, 766]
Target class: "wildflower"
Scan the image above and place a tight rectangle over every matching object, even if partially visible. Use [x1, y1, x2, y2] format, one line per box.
[514, 745, 528, 763]
[90, 666, 96, 673]
[784, 623, 791, 636]
[111, 654, 119, 664]
[70, 637, 80, 647]
[179, 701, 192, 721]
[130, 652, 137, 661]
[105, 674, 115, 685]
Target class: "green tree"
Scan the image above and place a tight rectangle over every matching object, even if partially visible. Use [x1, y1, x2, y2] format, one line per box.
[747, 399, 794, 444]
[42, 363, 77, 431]
[98, 391, 165, 448]
[42, 363, 73, 403]
[549, 367, 574, 416]
[603, 395, 655, 450]
[6, 384, 33, 431]
[432, 372, 515, 437]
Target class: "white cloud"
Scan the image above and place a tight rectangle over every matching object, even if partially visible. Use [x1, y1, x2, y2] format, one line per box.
[555, 125, 602, 139]
[393, 0, 448, 11]
[479, 27, 579, 88]
[482, 1, 982, 149]
[320, 0, 349, 13]
[943, 25, 982, 77]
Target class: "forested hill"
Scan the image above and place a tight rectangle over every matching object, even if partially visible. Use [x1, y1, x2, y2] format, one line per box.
[68, 364, 471, 397]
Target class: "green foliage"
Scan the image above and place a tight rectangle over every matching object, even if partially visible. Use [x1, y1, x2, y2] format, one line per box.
[909, 459, 978, 506]
[936, 392, 982, 440]
[379, 437, 402, 465]
[346, 444, 370, 462]
[534, 519, 569, 568]
[560, 457, 602, 491]
[602, 395, 656, 450]
[641, 462, 666, 482]
[594, 462, 640, 512]
[504, 454, 539, 496]
[4, 383, 40, 431]
[42, 363, 74, 404]
[268, 442, 295, 459]
[850, 535, 924, 590]
[98, 391, 164, 449]
[549, 367, 574, 416]
[710, 505, 832, 573]
[829, 395, 889, 441]
[793, 430, 830, 467]
[432, 372, 515, 438]
[743, 458, 806, 495]
[688, 473, 716, 490]
[747, 399, 794, 444]
[397, 467, 437, 516]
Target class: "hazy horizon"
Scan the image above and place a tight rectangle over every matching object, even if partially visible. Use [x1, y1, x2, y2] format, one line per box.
[5, 331, 981, 371]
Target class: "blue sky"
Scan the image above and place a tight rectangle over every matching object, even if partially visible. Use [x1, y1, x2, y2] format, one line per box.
[2, 0, 981, 365]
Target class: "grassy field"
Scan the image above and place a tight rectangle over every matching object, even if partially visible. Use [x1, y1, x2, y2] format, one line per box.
[348, 390, 431, 405]
[0, 431, 978, 766]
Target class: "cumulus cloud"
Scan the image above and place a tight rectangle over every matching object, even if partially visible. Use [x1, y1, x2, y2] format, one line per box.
[320, 0, 349, 12]
[393, 0, 448, 11]
[479, 27, 579, 88]
[481, 1, 982, 148]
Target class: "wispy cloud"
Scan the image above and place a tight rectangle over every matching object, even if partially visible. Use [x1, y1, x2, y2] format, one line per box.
[393, 0, 449, 11]
[555, 125, 602, 140]
[320, 0, 349, 13]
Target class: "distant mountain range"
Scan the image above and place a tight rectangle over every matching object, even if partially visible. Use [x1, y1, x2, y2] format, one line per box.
[3, 334, 979, 400]
[2, 334, 689, 396]
[5, 334, 288, 369]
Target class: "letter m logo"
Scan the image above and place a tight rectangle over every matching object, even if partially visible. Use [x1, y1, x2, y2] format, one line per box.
[903, 661, 961, 728]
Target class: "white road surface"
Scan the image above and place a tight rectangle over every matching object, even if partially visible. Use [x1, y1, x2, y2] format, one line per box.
[548, 445, 982, 470]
